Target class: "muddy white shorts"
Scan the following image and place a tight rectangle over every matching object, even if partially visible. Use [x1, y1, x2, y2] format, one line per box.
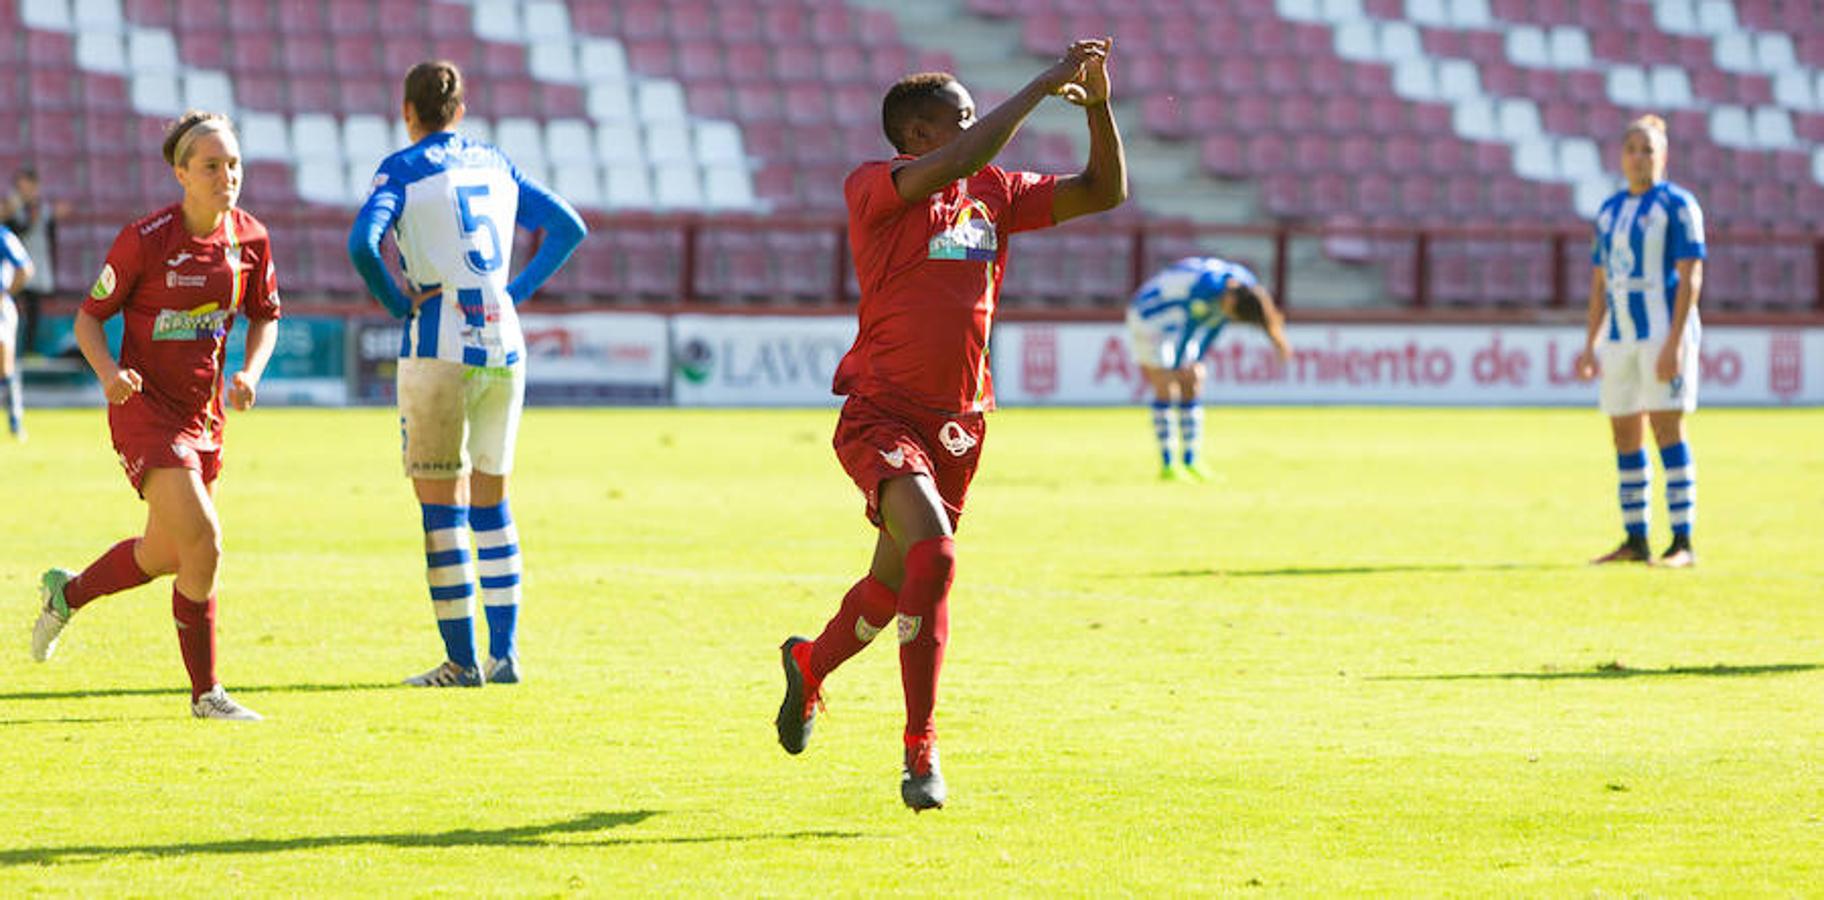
[397, 357, 525, 478]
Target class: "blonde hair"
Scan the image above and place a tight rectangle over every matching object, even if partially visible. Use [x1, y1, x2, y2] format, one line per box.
[1626, 114, 1668, 145]
[162, 110, 236, 167]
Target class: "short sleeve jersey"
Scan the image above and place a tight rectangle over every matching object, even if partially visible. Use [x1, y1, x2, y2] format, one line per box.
[1591, 181, 1706, 343]
[1129, 256, 1256, 346]
[833, 158, 1058, 412]
[356, 131, 531, 367]
[82, 205, 282, 446]
[0, 225, 29, 301]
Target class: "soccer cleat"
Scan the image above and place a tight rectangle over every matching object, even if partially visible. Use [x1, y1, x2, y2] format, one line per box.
[1158, 463, 1184, 482]
[191, 685, 263, 721]
[403, 660, 484, 687]
[901, 737, 946, 812]
[484, 654, 521, 684]
[31, 568, 75, 662]
[1182, 462, 1214, 483]
[1591, 535, 1653, 565]
[1660, 536, 1696, 569]
[775, 636, 822, 755]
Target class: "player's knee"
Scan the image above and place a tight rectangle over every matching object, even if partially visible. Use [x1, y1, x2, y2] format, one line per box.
[906, 536, 957, 593]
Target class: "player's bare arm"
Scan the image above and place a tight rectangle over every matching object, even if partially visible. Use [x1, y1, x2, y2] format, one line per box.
[1657, 258, 1702, 381]
[229, 317, 278, 411]
[7, 260, 29, 296]
[72, 310, 142, 404]
[1050, 38, 1128, 223]
[1257, 288, 1294, 360]
[891, 40, 1105, 203]
[1575, 267, 1606, 381]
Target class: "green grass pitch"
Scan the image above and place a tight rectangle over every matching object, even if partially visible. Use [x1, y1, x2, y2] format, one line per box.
[2, 405, 1821, 894]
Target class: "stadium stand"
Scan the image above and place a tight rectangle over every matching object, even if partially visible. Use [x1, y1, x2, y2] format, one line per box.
[4, 0, 1822, 310]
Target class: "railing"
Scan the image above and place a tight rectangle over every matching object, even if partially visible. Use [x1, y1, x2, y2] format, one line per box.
[43, 210, 1824, 314]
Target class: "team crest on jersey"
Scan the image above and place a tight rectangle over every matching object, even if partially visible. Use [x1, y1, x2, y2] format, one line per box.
[90, 264, 116, 300]
[897, 613, 922, 645]
[938, 421, 977, 457]
[152, 302, 230, 341]
[928, 199, 997, 262]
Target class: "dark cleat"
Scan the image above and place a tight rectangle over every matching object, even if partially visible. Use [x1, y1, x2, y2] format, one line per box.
[1659, 535, 1696, 569]
[1591, 534, 1653, 565]
[901, 738, 946, 812]
[775, 637, 820, 755]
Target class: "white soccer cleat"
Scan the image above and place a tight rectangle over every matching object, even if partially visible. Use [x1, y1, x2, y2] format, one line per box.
[191, 685, 263, 721]
[484, 654, 520, 684]
[31, 568, 75, 662]
[404, 660, 483, 687]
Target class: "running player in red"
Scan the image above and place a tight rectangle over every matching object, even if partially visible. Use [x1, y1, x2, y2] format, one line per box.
[30, 110, 280, 721]
[776, 39, 1127, 811]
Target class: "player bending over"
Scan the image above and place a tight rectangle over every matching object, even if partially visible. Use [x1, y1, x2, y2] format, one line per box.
[775, 39, 1127, 811]
[1128, 256, 1289, 480]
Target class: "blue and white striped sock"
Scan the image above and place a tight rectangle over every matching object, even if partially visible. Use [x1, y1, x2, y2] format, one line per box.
[4, 371, 20, 435]
[1617, 450, 1652, 539]
[471, 501, 522, 662]
[422, 503, 477, 669]
[1660, 442, 1695, 538]
[1177, 400, 1203, 468]
[1151, 400, 1174, 467]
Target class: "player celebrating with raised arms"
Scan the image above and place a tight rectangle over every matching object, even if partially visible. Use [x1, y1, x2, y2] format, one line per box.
[32, 111, 280, 720]
[1576, 115, 1705, 568]
[1128, 256, 1290, 480]
[349, 61, 586, 687]
[775, 39, 1127, 811]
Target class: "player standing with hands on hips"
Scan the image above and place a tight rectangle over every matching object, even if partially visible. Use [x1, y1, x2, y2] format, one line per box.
[775, 39, 1127, 811]
[33, 111, 281, 720]
[349, 61, 586, 687]
[1576, 114, 1706, 568]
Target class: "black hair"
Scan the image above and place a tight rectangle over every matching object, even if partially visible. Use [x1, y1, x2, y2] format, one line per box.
[882, 72, 959, 153]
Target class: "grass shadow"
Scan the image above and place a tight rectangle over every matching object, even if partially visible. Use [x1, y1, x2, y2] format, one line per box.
[0, 682, 398, 702]
[1136, 562, 1580, 579]
[1372, 662, 1824, 682]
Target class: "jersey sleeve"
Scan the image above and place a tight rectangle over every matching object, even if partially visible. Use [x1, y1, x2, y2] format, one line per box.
[1003, 169, 1059, 235]
[347, 167, 413, 319]
[0, 227, 28, 272]
[844, 162, 904, 229]
[1669, 194, 1706, 261]
[244, 236, 282, 321]
[507, 167, 588, 304]
[1589, 207, 1606, 268]
[80, 223, 142, 320]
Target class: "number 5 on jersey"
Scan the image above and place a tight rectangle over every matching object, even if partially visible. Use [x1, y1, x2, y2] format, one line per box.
[455, 184, 503, 275]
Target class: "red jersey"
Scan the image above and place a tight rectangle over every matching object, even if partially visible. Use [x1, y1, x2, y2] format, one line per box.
[833, 158, 1057, 412]
[82, 205, 281, 449]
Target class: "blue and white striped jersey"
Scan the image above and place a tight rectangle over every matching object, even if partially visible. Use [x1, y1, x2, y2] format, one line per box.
[1591, 181, 1706, 343]
[349, 131, 585, 368]
[0, 225, 29, 301]
[1129, 256, 1257, 349]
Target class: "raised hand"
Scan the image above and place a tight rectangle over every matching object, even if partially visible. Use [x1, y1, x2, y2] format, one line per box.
[1058, 38, 1113, 106]
[1037, 39, 1108, 96]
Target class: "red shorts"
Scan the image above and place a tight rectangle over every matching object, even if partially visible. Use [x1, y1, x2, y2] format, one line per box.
[833, 393, 987, 531]
[110, 407, 221, 496]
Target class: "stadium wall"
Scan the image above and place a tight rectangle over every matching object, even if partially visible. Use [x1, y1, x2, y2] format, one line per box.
[22, 311, 1824, 408]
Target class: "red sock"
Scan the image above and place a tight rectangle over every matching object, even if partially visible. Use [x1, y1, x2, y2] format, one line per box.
[172, 588, 217, 702]
[808, 575, 898, 683]
[898, 536, 955, 743]
[65, 539, 152, 610]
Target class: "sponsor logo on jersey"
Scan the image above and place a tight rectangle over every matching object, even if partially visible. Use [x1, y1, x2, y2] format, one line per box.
[937, 421, 977, 457]
[151, 302, 230, 341]
[166, 271, 209, 289]
[927, 198, 997, 262]
[879, 447, 906, 469]
[91, 264, 116, 300]
[138, 212, 174, 235]
[166, 250, 194, 268]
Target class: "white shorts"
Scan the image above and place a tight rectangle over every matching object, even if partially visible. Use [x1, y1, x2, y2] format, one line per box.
[1598, 335, 1699, 416]
[1126, 308, 1203, 371]
[397, 357, 525, 479]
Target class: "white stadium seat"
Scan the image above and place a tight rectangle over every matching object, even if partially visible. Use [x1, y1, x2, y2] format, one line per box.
[129, 73, 182, 116]
[75, 32, 126, 74]
[240, 113, 291, 162]
[1653, 0, 1697, 34]
[587, 83, 637, 125]
[1392, 59, 1437, 101]
[1713, 32, 1757, 73]
[1548, 26, 1590, 69]
[471, 0, 521, 43]
[594, 124, 646, 167]
[1404, 0, 1449, 27]
[496, 117, 550, 171]
[1450, 98, 1499, 142]
[1332, 21, 1379, 62]
[545, 119, 597, 166]
[604, 164, 655, 210]
[553, 164, 604, 208]
[1708, 105, 1754, 147]
[291, 114, 342, 163]
[182, 71, 235, 114]
[1449, 0, 1492, 28]
[1649, 65, 1694, 108]
[127, 29, 179, 74]
[1378, 21, 1422, 61]
[1496, 98, 1541, 141]
[1573, 178, 1614, 219]
[1813, 148, 1824, 185]
[1774, 70, 1817, 111]
[1755, 33, 1797, 73]
[1605, 66, 1652, 107]
[1275, 0, 1321, 23]
[528, 41, 579, 83]
[297, 160, 349, 205]
[1505, 27, 1550, 68]
[523, 1, 571, 42]
[72, 0, 122, 29]
[1319, 0, 1366, 22]
[1513, 139, 1559, 181]
[635, 81, 688, 124]
[643, 124, 693, 164]
[1435, 59, 1480, 101]
[21, 0, 71, 30]
[342, 115, 394, 174]
[652, 165, 704, 210]
[693, 121, 746, 166]
[1558, 138, 1603, 181]
[578, 39, 630, 83]
[701, 166, 757, 211]
[1752, 106, 1796, 147]
[1695, 0, 1736, 35]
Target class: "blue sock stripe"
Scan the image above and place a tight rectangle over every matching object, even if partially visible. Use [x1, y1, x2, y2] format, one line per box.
[425, 548, 469, 568]
[1619, 481, 1649, 490]
[476, 543, 519, 560]
[1620, 501, 1649, 510]
[430, 584, 474, 601]
[1616, 450, 1649, 468]
[436, 617, 477, 668]
[480, 573, 521, 590]
[1668, 501, 1693, 510]
[1625, 522, 1648, 536]
[1658, 442, 1691, 467]
[470, 502, 513, 531]
[1672, 523, 1692, 536]
[421, 503, 469, 531]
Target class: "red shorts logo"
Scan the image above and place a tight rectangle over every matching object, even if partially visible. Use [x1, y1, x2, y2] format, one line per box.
[937, 421, 977, 457]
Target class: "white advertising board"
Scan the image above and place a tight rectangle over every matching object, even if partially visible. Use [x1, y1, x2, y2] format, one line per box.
[993, 322, 1824, 407]
[520, 312, 670, 403]
[670, 314, 857, 407]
